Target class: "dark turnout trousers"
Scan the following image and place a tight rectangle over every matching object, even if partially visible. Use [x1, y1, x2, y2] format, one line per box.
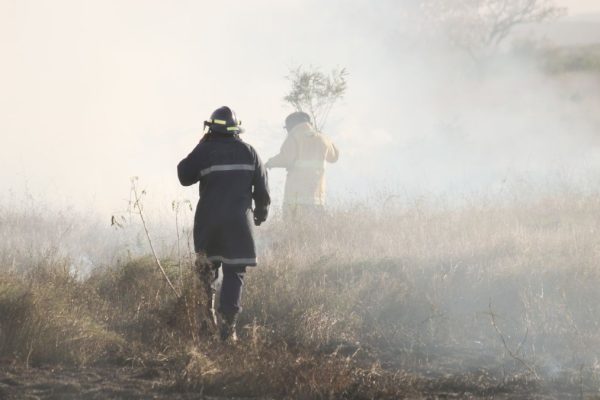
[216, 264, 246, 315]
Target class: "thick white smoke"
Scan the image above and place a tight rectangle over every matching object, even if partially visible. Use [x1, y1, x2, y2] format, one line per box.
[0, 0, 599, 213]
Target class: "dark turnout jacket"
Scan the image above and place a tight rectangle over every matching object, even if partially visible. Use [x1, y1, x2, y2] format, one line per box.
[177, 133, 270, 266]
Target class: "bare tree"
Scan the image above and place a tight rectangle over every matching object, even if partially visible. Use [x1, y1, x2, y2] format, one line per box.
[283, 66, 348, 131]
[422, 0, 566, 56]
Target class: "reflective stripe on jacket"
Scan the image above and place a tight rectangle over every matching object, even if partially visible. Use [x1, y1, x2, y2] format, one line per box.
[266, 122, 338, 206]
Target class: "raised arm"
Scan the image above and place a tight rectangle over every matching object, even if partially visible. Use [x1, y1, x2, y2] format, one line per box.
[326, 140, 339, 163]
[265, 135, 297, 169]
[177, 143, 203, 186]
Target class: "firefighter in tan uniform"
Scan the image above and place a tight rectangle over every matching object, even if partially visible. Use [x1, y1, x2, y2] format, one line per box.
[265, 112, 339, 219]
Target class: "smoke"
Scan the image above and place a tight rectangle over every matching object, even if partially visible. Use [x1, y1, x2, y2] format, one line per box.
[3, 2, 600, 389]
[1, 0, 599, 212]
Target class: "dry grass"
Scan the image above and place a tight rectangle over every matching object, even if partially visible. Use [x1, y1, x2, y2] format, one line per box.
[0, 259, 124, 366]
[2, 192, 600, 397]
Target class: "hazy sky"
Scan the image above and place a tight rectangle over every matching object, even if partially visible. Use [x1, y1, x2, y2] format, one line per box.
[559, 0, 600, 14]
[1, 0, 600, 215]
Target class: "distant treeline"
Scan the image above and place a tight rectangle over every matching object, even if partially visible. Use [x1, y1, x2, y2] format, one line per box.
[537, 44, 600, 74]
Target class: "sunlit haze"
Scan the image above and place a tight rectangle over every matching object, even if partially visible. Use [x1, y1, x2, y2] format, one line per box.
[4, 2, 600, 397]
[1, 0, 600, 215]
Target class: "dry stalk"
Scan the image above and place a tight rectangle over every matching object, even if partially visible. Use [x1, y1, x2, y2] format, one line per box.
[130, 177, 180, 298]
[174, 201, 183, 288]
[488, 300, 539, 380]
[173, 199, 193, 289]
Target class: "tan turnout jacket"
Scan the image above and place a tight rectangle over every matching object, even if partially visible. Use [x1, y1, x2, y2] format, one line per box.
[266, 122, 339, 206]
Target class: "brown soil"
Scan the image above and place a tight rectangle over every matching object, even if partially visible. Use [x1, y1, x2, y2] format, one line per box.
[0, 363, 214, 400]
[0, 361, 588, 400]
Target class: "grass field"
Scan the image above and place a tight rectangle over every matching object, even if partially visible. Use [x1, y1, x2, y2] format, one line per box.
[1, 192, 600, 398]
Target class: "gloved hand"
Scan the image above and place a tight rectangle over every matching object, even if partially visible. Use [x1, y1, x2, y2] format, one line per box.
[253, 207, 268, 226]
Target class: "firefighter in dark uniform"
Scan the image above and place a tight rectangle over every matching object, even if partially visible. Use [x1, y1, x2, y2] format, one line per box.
[177, 106, 270, 341]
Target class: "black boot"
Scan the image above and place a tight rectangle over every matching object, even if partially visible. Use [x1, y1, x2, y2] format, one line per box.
[219, 312, 238, 342]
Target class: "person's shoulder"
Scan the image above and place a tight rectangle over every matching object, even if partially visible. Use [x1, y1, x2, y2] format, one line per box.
[236, 137, 260, 156]
[316, 131, 333, 145]
[236, 136, 252, 148]
[189, 140, 207, 153]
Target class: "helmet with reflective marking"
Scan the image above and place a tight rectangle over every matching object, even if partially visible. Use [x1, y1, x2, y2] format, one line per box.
[284, 111, 311, 132]
[204, 106, 244, 134]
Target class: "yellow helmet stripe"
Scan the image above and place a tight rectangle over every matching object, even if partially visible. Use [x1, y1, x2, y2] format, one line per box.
[213, 119, 227, 125]
[227, 126, 240, 131]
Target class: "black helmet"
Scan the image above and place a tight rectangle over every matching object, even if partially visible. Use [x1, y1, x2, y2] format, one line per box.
[284, 111, 311, 132]
[204, 106, 244, 134]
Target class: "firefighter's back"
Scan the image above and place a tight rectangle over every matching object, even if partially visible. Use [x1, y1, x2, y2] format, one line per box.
[196, 135, 258, 221]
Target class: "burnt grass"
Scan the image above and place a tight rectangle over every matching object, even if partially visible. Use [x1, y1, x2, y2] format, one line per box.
[0, 356, 592, 399]
[3, 196, 600, 398]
